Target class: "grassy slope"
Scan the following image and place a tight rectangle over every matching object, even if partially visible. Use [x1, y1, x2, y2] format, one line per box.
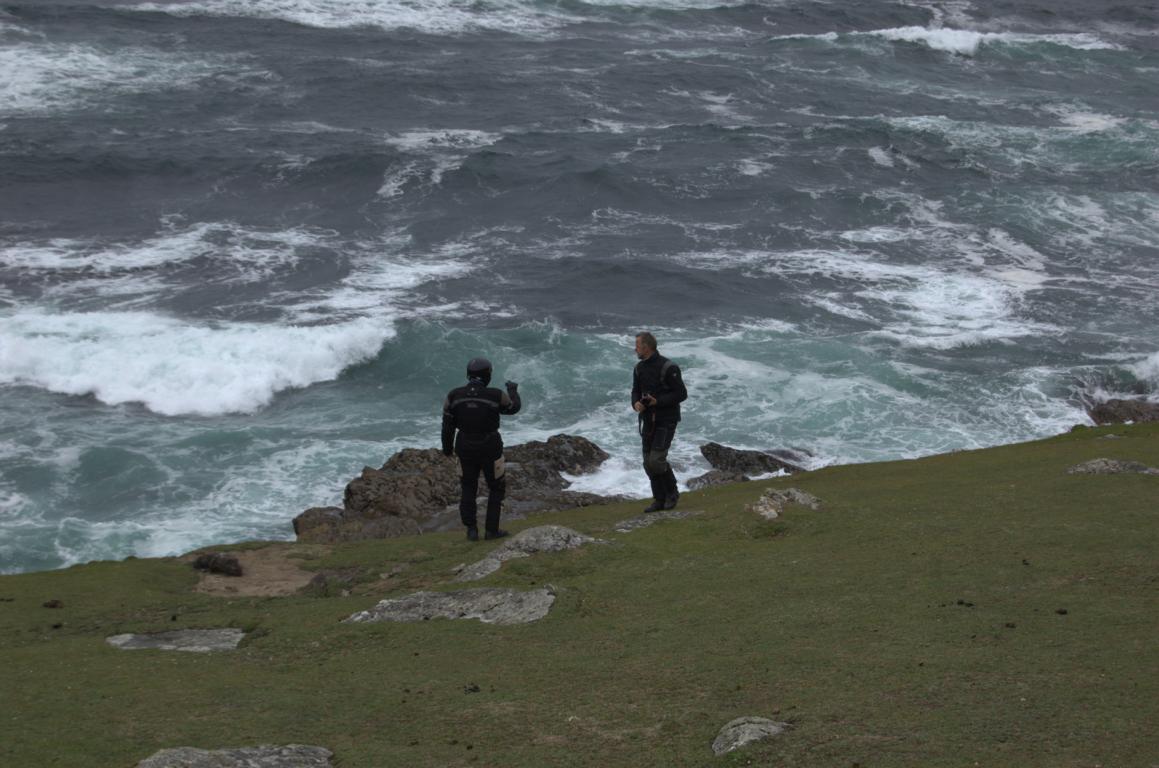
[1, 423, 1156, 768]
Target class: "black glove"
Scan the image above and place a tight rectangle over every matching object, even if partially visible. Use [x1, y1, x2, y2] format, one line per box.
[505, 380, 518, 391]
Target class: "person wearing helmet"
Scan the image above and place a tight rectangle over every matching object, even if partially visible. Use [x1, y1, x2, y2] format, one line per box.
[632, 332, 688, 513]
[442, 357, 521, 541]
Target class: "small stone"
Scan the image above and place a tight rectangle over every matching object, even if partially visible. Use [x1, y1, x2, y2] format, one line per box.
[711, 716, 790, 756]
[464, 683, 480, 694]
[135, 745, 333, 767]
[106, 628, 245, 653]
[42, 599, 63, 609]
[1056, 608, 1068, 615]
[344, 588, 556, 625]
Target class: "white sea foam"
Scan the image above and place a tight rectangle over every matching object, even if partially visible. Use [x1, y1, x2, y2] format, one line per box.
[863, 26, 1121, 56]
[1132, 352, 1159, 385]
[0, 43, 255, 116]
[379, 129, 502, 198]
[133, 0, 585, 36]
[0, 310, 391, 416]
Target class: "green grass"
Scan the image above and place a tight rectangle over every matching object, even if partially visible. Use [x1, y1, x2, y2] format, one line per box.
[2, 423, 1157, 767]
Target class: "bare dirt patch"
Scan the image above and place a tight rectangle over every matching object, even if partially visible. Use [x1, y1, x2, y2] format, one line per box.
[186, 544, 322, 597]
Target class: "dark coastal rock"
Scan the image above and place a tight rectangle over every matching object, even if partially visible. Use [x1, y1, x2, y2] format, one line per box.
[136, 745, 333, 767]
[1088, 398, 1159, 424]
[711, 717, 790, 755]
[343, 588, 555, 625]
[700, 442, 807, 476]
[191, 552, 243, 577]
[687, 469, 749, 490]
[107, 629, 245, 652]
[294, 435, 622, 545]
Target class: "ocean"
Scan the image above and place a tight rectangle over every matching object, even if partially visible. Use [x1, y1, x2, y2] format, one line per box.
[1, 0, 1156, 574]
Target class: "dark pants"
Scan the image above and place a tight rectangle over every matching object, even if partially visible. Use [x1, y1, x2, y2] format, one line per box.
[457, 434, 506, 532]
[641, 421, 678, 503]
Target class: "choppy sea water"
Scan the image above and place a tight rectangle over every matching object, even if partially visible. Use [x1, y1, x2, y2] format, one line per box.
[1, 0, 1157, 573]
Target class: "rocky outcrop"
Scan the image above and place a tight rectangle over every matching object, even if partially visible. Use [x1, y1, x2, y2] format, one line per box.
[614, 509, 702, 533]
[454, 525, 601, 582]
[1067, 458, 1159, 476]
[294, 435, 624, 544]
[136, 745, 333, 767]
[746, 488, 822, 520]
[687, 469, 749, 490]
[191, 552, 243, 577]
[343, 588, 555, 625]
[711, 717, 790, 755]
[700, 443, 808, 476]
[107, 629, 245, 652]
[1088, 398, 1159, 424]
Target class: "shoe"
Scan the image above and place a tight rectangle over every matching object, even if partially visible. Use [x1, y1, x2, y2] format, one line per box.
[663, 492, 680, 510]
[643, 500, 664, 513]
[484, 529, 509, 540]
[466, 526, 479, 542]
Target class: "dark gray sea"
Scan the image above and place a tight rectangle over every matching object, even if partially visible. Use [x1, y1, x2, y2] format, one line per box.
[1, 0, 1157, 573]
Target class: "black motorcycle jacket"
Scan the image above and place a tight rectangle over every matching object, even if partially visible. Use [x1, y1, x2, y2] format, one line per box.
[442, 378, 521, 454]
[632, 353, 687, 425]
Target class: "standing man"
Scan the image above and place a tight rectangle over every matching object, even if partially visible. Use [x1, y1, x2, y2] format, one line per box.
[442, 357, 521, 541]
[632, 332, 688, 513]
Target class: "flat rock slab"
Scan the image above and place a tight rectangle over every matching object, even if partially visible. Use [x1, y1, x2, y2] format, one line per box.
[746, 488, 822, 520]
[711, 716, 790, 755]
[344, 588, 555, 625]
[136, 745, 333, 767]
[107, 629, 245, 652]
[614, 509, 702, 533]
[1067, 458, 1159, 475]
[455, 525, 601, 582]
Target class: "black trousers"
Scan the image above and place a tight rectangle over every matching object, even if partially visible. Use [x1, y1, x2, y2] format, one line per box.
[640, 421, 678, 503]
[457, 434, 506, 532]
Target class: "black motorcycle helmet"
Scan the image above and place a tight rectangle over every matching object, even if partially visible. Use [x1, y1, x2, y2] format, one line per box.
[466, 357, 492, 385]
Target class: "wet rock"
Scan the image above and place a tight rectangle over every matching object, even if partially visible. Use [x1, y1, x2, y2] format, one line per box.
[700, 443, 806, 475]
[107, 628, 245, 652]
[295, 435, 623, 544]
[614, 509, 702, 533]
[687, 469, 749, 490]
[711, 716, 790, 755]
[1066, 458, 1159, 475]
[135, 745, 333, 767]
[343, 588, 555, 625]
[191, 552, 243, 577]
[746, 488, 822, 520]
[1088, 398, 1159, 425]
[455, 525, 602, 582]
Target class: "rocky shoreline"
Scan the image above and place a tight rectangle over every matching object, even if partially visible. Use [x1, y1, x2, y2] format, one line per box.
[291, 435, 811, 545]
[290, 396, 1158, 546]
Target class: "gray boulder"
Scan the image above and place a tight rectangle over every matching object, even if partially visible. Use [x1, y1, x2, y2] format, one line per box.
[343, 588, 555, 625]
[1067, 458, 1159, 475]
[1088, 398, 1159, 425]
[191, 552, 243, 577]
[711, 717, 790, 755]
[700, 443, 807, 476]
[746, 488, 822, 520]
[136, 745, 333, 767]
[455, 525, 601, 582]
[107, 629, 244, 652]
[294, 435, 622, 545]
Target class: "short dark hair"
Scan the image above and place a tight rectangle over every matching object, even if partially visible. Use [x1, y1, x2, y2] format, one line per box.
[635, 331, 657, 351]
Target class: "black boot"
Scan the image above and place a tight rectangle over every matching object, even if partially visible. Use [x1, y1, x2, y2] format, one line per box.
[663, 470, 679, 510]
[643, 500, 664, 513]
[484, 529, 509, 540]
[466, 526, 479, 542]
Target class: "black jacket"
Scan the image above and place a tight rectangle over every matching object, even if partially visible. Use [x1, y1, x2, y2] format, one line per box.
[632, 353, 688, 425]
[442, 379, 521, 454]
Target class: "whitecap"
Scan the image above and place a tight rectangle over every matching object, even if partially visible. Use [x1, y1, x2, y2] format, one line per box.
[862, 26, 1121, 56]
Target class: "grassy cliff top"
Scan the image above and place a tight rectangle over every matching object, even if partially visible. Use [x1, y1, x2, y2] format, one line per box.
[2, 423, 1157, 767]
